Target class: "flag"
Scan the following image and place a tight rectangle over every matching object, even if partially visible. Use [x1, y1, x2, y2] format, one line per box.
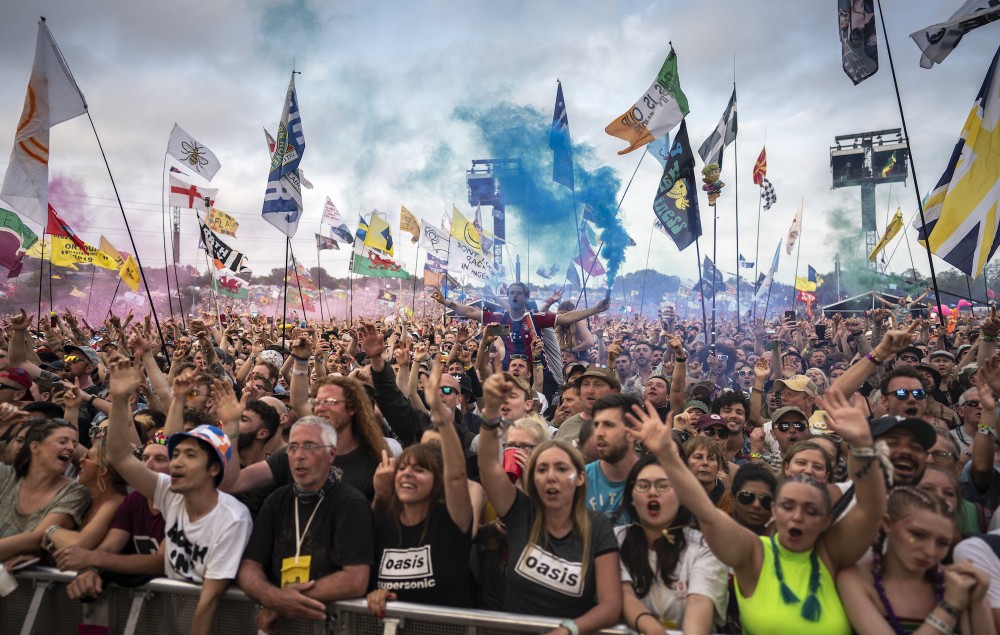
[419, 221, 450, 261]
[331, 223, 353, 244]
[573, 226, 606, 276]
[795, 274, 816, 293]
[911, 2, 1000, 69]
[739, 254, 755, 268]
[46, 204, 88, 253]
[167, 124, 221, 181]
[696, 256, 725, 298]
[698, 88, 738, 167]
[1, 20, 88, 226]
[605, 47, 690, 155]
[753, 272, 767, 293]
[0, 208, 37, 278]
[917, 45, 1000, 277]
[26, 236, 118, 270]
[265, 127, 312, 189]
[761, 177, 777, 211]
[550, 81, 574, 188]
[262, 74, 306, 238]
[214, 274, 249, 300]
[752, 147, 766, 185]
[840, 0, 879, 84]
[652, 120, 702, 251]
[567, 262, 581, 287]
[868, 209, 904, 261]
[364, 213, 394, 256]
[400, 205, 421, 243]
[380, 290, 397, 303]
[536, 266, 553, 279]
[352, 245, 410, 280]
[356, 215, 369, 242]
[69, 287, 85, 298]
[322, 196, 342, 226]
[786, 200, 803, 255]
[198, 218, 250, 274]
[99, 235, 124, 267]
[755, 241, 782, 299]
[315, 233, 339, 250]
[450, 207, 483, 254]
[423, 253, 448, 287]
[169, 176, 217, 211]
[582, 204, 598, 224]
[448, 207, 497, 282]
[797, 290, 817, 304]
[881, 151, 897, 178]
[646, 134, 671, 168]
[206, 207, 239, 237]
[118, 254, 140, 292]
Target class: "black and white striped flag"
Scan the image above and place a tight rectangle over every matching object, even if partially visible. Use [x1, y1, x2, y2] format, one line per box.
[698, 88, 738, 167]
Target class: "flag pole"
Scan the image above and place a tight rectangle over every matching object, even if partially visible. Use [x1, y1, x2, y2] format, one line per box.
[106, 278, 123, 319]
[160, 153, 175, 322]
[732, 82, 741, 331]
[874, 0, 945, 327]
[694, 238, 709, 336]
[710, 198, 718, 352]
[638, 219, 656, 316]
[171, 206, 187, 330]
[288, 244, 308, 319]
[576, 150, 647, 303]
[316, 249, 324, 323]
[793, 198, 804, 313]
[281, 237, 290, 351]
[36, 232, 46, 329]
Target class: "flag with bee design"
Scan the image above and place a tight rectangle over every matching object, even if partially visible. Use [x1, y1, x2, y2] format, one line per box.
[167, 124, 221, 181]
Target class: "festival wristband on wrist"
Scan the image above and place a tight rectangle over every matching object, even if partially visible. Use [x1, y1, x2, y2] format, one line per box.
[937, 600, 960, 619]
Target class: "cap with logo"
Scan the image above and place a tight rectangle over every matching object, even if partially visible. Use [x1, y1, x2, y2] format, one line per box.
[166, 425, 232, 486]
[501, 372, 533, 400]
[695, 413, 727, 431]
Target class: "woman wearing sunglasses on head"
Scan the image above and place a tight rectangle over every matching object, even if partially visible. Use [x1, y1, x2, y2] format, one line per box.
[626, 387, 886, 635]
[837, 487, 994, 635]
[366, 356, 475, 618]
[478, 373, 622, 635]
[615, 454, 728, 635]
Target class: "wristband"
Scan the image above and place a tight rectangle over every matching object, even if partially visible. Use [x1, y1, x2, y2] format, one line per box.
[978, 423, 993, 435]
[480, 416, 502, 431]
[983, 335, 998, 343]
[750, 452, 762, 459]
[632, 612, 655, 631]
[938, 600, 960, 620]
[558, 619, 580, 635]
[291, 354, 309, 363]
[292, 369, 308, 377]
[675, 356, 686, 362]
[925, 612, 952, 634]
[866, 351, 883, 365]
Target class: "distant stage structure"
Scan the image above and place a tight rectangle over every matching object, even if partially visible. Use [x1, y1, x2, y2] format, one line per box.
[466, 159, 526, 277]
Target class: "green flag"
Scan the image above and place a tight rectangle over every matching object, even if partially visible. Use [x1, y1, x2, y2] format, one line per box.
[351, 245, 410, 280]
[0, 208, 38, 249]
[213, 276, 249, 299]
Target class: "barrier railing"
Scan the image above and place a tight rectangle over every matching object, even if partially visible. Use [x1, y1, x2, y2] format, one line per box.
[0, 567, 647, 635]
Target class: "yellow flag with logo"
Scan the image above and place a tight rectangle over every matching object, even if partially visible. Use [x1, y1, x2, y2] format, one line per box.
[400, 205, 420, 243]
[119, 254, 140, 291]
[207, 208, 239, 237]
[26, 236, 119, 270]
[363, 213, 394, 256]
[99, 235, 124, 267]
[868, 209, 904, 262]
[450, 206, 483, 254]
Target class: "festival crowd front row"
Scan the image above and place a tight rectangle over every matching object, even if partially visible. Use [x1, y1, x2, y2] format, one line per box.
[2, 284, 1000, 635]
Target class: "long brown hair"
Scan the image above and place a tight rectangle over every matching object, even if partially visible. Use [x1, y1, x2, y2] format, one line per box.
[524, 440, 593, 580]
[14, 418, 76, 478]
[388, 444, 444, 544]
[313, 375, 387, 463]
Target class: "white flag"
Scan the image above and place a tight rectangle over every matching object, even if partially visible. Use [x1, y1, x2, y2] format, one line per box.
[167, 124, 221, 181]
[910, 1, 1000, 69]
[1, 19, 88, 226]
[786, 199, 803, 255]
[420, 221, 450, 261]
[168, 176, 217, 212]
[322, 197, 342, 225]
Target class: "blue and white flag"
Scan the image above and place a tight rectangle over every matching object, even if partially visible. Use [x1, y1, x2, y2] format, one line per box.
[646, 134, 671, 168]
[262, 74, 305, 238]
[739, 254, 754, 268]
[549, 81, 574, 189]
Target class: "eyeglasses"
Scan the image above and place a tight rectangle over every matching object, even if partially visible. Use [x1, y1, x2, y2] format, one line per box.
[929, 450, 955, 461]
[898, 354, 921, 363]
[736, 369, 754, 376]
[187, 390, 202, 398]
[736, 491, 774, 507]
[505, 442, 536, 451]
[961, 400, 981, 408]
[64, 355, 82, 363]
[775, 421, 808, 433]
[287, 442, 332, 454]
[701, 427, 731, 439]
[892, 388, 927, 401]
[309, 398, 344, 407]
[634, 479, 672, 493]
[440, 386, 457, 396]
[89, 426, 108, 439]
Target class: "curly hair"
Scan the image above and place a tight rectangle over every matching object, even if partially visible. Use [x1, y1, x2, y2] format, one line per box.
[313, 375, 387, 463]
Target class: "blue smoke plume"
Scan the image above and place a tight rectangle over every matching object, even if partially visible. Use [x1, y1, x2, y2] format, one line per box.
[452, 101, 630, 289]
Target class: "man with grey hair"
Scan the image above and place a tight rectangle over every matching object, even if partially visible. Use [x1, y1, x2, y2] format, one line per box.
[238, 415, 374, 633]
[952, 387, 983, 460]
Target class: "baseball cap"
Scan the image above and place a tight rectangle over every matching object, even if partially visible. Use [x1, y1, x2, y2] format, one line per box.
[929, 350, 955, 361]
[870, 415, 936, 450]
[573, 363, 621, 391]
[502, 372, 533, 400]
[452, 372, 475, 397]
[770, 406, 808, 424]
[897, 345, 924, 361]
[773, 375, 818, 397]
[563, 362, 588, 379]
[0, 368, 32, 400]
[64, 345, 100, 366]
[684, 400, 709, 414]
[166, 425, 232, 486]
[695, 413, 727, 431]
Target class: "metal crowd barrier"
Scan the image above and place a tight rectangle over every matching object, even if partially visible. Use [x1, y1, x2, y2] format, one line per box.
[0, 567, 652, 635]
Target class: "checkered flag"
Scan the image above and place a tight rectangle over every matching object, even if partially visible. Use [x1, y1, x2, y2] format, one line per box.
[761, 178, 777, 210]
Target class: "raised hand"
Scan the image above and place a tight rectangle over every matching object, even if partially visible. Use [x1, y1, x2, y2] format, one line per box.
[874, 320, 923, 358]
[9, 309, 30, 332]
[625, 401, 678, 461]
[373, 449, 396, 502]
[107, 353, 144, 400]
[817, 387, 872, 447]
[290, 336, 311, 360]
[480, 372, 514, 421]
[211, 379, 246, 425]
[753, 356, 770, 382]
[423, 355, 452, 424]
[358, 324, 385, 360]
[981, 306, 1000, 338]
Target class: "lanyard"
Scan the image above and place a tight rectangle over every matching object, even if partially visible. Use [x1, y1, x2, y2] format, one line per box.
[293, 496, 323, 563]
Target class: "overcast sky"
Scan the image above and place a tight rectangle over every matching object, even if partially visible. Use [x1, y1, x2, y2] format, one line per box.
[0, 0, 996, 292]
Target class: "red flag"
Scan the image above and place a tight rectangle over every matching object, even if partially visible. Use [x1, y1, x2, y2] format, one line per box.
[752, 147, 766, 185]
[573, 228, 606, 276]
[46, 204, 88, 254]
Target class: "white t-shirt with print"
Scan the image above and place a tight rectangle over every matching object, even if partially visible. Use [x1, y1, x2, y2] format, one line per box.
[153, 472, 252, 583]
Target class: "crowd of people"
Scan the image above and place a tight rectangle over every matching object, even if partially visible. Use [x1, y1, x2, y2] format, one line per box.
[1, 281, 1000, 635]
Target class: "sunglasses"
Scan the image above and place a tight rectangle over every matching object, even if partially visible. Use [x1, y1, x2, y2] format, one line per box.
[892, 388, 927, 401]
[929, 450, 955, 461]
[634, 479, 672, 493]
[440, 386, 457, 396]
[736, 369, 754, 376]
[961, 400, 981, 408]
[701, 427, 731, 439]
[89, 426, 108, 439]
[64, 355, 82, 363]
[775, 421, 808, 433]
[736, 491, 774, 507]
[897, 355, 921, 363]
[509, 354, 529, 361]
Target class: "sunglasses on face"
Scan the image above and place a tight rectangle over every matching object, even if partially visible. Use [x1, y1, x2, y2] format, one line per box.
[736, 491, 774, 507]
[702, 427, 731, 439]
[89, 426, 108, 439]
[775, 421, 808, 433]
[892, 388, 927, 401]
[736, 369, 754, 376]
[898, 355, 920, 363]
[509, 354, 529, 361]
[440, 386, 457, 396]
[634, 478, 672, 493]
[961, 400, 981, 408]
[64, 355, 82, 363]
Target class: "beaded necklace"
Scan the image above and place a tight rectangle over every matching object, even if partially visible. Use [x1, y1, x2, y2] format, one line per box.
[769, 534, 823, 622]
[872, 555, 944, 635]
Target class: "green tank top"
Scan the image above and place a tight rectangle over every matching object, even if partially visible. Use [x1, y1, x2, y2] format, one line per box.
[734, 535, 851, 635]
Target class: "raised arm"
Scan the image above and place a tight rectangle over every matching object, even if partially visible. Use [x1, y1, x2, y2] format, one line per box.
[830, 321, 921, 398]
[554, 297, 611, 326]
[476, 374, 517, 516]
[431, 289, 484, 321]
[105, 354, 160, 500]
[425, 356, 473, 532]
[667, 335, 687, 417]
[817, 387, 886, 570]
[288, 336, 314, 417]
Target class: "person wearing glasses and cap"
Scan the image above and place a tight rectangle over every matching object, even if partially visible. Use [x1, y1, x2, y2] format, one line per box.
[105, 354, 251, 635]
